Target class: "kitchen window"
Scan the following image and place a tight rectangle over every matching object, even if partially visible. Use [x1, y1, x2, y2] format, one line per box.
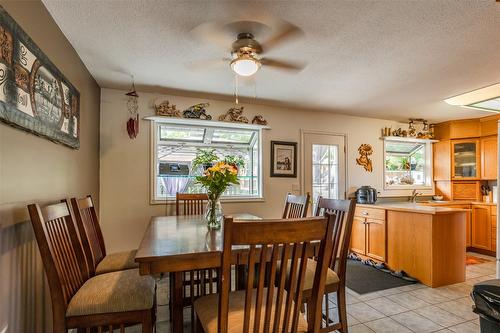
[150, 119, 263, 203]
[384, 138, 433, 189]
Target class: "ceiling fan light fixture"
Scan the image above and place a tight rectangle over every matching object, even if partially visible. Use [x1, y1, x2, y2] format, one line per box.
[230, 54, 261, 76]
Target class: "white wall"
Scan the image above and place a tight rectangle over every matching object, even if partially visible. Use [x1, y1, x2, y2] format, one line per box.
[100, 88, 429, 252]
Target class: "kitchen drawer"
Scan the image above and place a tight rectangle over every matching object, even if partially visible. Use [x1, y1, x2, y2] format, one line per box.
[355, 207, 386, 220]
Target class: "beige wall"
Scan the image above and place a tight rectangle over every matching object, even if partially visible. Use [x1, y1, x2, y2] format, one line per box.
[0, 1, 100, 332]
[100, 88, 432, 253]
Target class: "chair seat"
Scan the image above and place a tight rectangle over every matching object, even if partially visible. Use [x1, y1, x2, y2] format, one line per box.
[66, 269, 155, 317]
[277, 258, 339, 292]
[303, 258, 339, 291]
[194, 288, 309, 333]
[95, 249, 138, 274]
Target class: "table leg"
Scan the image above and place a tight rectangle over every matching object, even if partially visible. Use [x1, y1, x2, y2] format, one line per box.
[170, 271, 184, 333]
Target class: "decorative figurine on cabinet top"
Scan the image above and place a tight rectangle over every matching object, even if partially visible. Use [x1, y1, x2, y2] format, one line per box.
[218, 106, 248, 123]
[154, 100, 181, 117]
[252, 115, 268, 126]
[182, 103, 212, 120]
[356, 144, 373, 172]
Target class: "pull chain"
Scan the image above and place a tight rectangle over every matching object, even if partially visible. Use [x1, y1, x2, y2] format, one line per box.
[234, 74, 239, 104]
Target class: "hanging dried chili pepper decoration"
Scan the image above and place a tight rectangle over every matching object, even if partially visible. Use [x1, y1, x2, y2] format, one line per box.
[126, 81, 139, 139]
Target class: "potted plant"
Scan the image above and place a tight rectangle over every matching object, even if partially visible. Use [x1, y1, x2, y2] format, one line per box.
[192, 148, 219, 172]
[223, 155, 245, 171]
[195, 161, 239, 229]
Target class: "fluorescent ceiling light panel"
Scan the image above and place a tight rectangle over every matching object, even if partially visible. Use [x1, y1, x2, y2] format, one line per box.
[445, 83, 500, 112]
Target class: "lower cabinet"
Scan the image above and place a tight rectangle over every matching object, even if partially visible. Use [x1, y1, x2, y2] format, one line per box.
[366, 218, 386, 261]
[350, 207, 386, 262]
[446, 204, 472, 247]
[471, 204, 493, 251]
[350, 217, 367, 255]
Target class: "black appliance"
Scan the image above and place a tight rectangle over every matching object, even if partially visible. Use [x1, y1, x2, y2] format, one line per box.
[355, 186, 378, 204]
[472, 279, 500, 333]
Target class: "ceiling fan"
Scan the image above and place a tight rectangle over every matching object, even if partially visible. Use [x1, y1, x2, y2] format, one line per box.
[190, 18, 306, 77]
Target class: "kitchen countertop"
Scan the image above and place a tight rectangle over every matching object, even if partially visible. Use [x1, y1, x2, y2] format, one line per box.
[357, 202, 469, 215]
[419, 200, 497, 206]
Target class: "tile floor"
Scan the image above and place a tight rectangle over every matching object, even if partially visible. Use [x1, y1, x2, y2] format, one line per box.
[136, 256, 498, 333]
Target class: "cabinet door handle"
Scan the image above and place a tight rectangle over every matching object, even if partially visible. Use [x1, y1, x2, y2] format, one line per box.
[361, 211, 369, 216]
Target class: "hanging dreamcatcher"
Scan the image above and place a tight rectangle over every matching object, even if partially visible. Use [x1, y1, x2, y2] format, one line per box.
[125, 80, 139, 139]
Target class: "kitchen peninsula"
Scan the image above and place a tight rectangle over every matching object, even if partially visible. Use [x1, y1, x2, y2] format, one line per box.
[351, 202, 467, 287]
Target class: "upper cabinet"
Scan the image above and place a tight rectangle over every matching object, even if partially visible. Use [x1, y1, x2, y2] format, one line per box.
[434, 119, 481, 140]
[433, 118, 498, 200]
[481, 136, 498, 180]
[451, 139, 480, 180]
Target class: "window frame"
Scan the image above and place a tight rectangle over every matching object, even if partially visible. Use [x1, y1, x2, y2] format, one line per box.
[149, 118, 266, 204]
[383, 137, 435, 191]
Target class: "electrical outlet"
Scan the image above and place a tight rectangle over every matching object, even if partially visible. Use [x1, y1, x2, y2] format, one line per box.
[291, 184, 300, 192]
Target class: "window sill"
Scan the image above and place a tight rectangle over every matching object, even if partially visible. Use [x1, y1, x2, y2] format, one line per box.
[150, 197, 266, 205]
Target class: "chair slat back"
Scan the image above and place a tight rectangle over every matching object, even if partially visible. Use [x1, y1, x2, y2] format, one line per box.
[218, 214, 337, 333]
[28, 202, 89, 310]
[70, 196, 106, 275]
[314, 197, 356, 280]
[176, 193, 208, 216]
[282, 193, 310, 219]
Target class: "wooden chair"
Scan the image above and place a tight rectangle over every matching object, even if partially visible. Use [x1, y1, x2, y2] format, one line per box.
[70, 195, 138, 275]
[194, 214, 338, 333]
[282, 192, 310, 219]
[176, 192, 209, 215]
[175, 192, 216, 328]
[28, 201, 155, 333]
[304, 197, 356, 332]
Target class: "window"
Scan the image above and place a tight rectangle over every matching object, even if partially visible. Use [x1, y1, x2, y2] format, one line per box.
[312, 144, 339, 201]
[151, 121, 262, 202]
[384, 138, 433, 189]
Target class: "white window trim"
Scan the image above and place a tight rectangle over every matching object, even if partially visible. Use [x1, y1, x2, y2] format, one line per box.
[382, 136, 437, 191]
[148, 118, 267, 204]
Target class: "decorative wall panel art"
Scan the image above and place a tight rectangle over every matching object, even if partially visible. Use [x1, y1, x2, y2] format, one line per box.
[0, 7, 80, 149]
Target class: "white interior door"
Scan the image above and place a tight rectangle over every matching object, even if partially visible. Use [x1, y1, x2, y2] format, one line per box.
[302, 131, 346, 206]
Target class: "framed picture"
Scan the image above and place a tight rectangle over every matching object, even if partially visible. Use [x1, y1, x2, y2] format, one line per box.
[271, 141, 297, 177]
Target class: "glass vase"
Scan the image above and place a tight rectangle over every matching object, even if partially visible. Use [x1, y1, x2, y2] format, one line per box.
[205, 197, 223, 229]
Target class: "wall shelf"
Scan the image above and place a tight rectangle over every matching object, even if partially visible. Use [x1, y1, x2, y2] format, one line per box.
[381, 136, 439, 143]
[144, 116, 270, 130]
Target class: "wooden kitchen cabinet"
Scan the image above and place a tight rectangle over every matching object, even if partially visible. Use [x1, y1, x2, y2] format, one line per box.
[446, 204, 472, 247]
[452, 181, 481, 201]
[471, 205, 492, 251]
[481, 135, 497, 180]
[350, 217, 366, 255]
[350, 207, 386, 261]
[451, 139, 480, 179]
[366, 218, 386, 261]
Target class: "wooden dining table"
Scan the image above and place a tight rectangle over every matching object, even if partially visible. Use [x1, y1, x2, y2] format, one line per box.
[135, 213, 321, 333]
[135, 213, 261, 333]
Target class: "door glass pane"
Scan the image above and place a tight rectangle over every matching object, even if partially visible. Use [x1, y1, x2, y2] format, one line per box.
[312, 144, 339, 202]
[454, 142, 477, 177]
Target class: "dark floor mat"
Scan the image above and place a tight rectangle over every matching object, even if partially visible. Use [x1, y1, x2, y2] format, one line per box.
[345, 259, 416, 294]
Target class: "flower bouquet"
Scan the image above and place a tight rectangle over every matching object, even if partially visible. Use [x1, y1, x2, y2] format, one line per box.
[195, 161, 239, 229]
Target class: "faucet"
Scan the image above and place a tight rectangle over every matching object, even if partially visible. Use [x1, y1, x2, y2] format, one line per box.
[410, 189, 423, 203]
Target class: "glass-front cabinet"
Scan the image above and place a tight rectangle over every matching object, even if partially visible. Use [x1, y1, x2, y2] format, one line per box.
[451, 139, 480, 179]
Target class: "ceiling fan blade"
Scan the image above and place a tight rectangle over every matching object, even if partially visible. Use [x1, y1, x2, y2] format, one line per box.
[191, 21, 234, 51]
[185, 58, 230, 71]
[260, 58, 305, 71]
[260, 21, 304, 52]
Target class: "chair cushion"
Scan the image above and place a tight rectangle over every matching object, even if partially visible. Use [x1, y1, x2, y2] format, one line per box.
[194, 288, 309, 333]
[276, 258, 339, 291]
[304, 258, 339, 291]
[66, 269, 154, 317]
[95, 249, 138, 274]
